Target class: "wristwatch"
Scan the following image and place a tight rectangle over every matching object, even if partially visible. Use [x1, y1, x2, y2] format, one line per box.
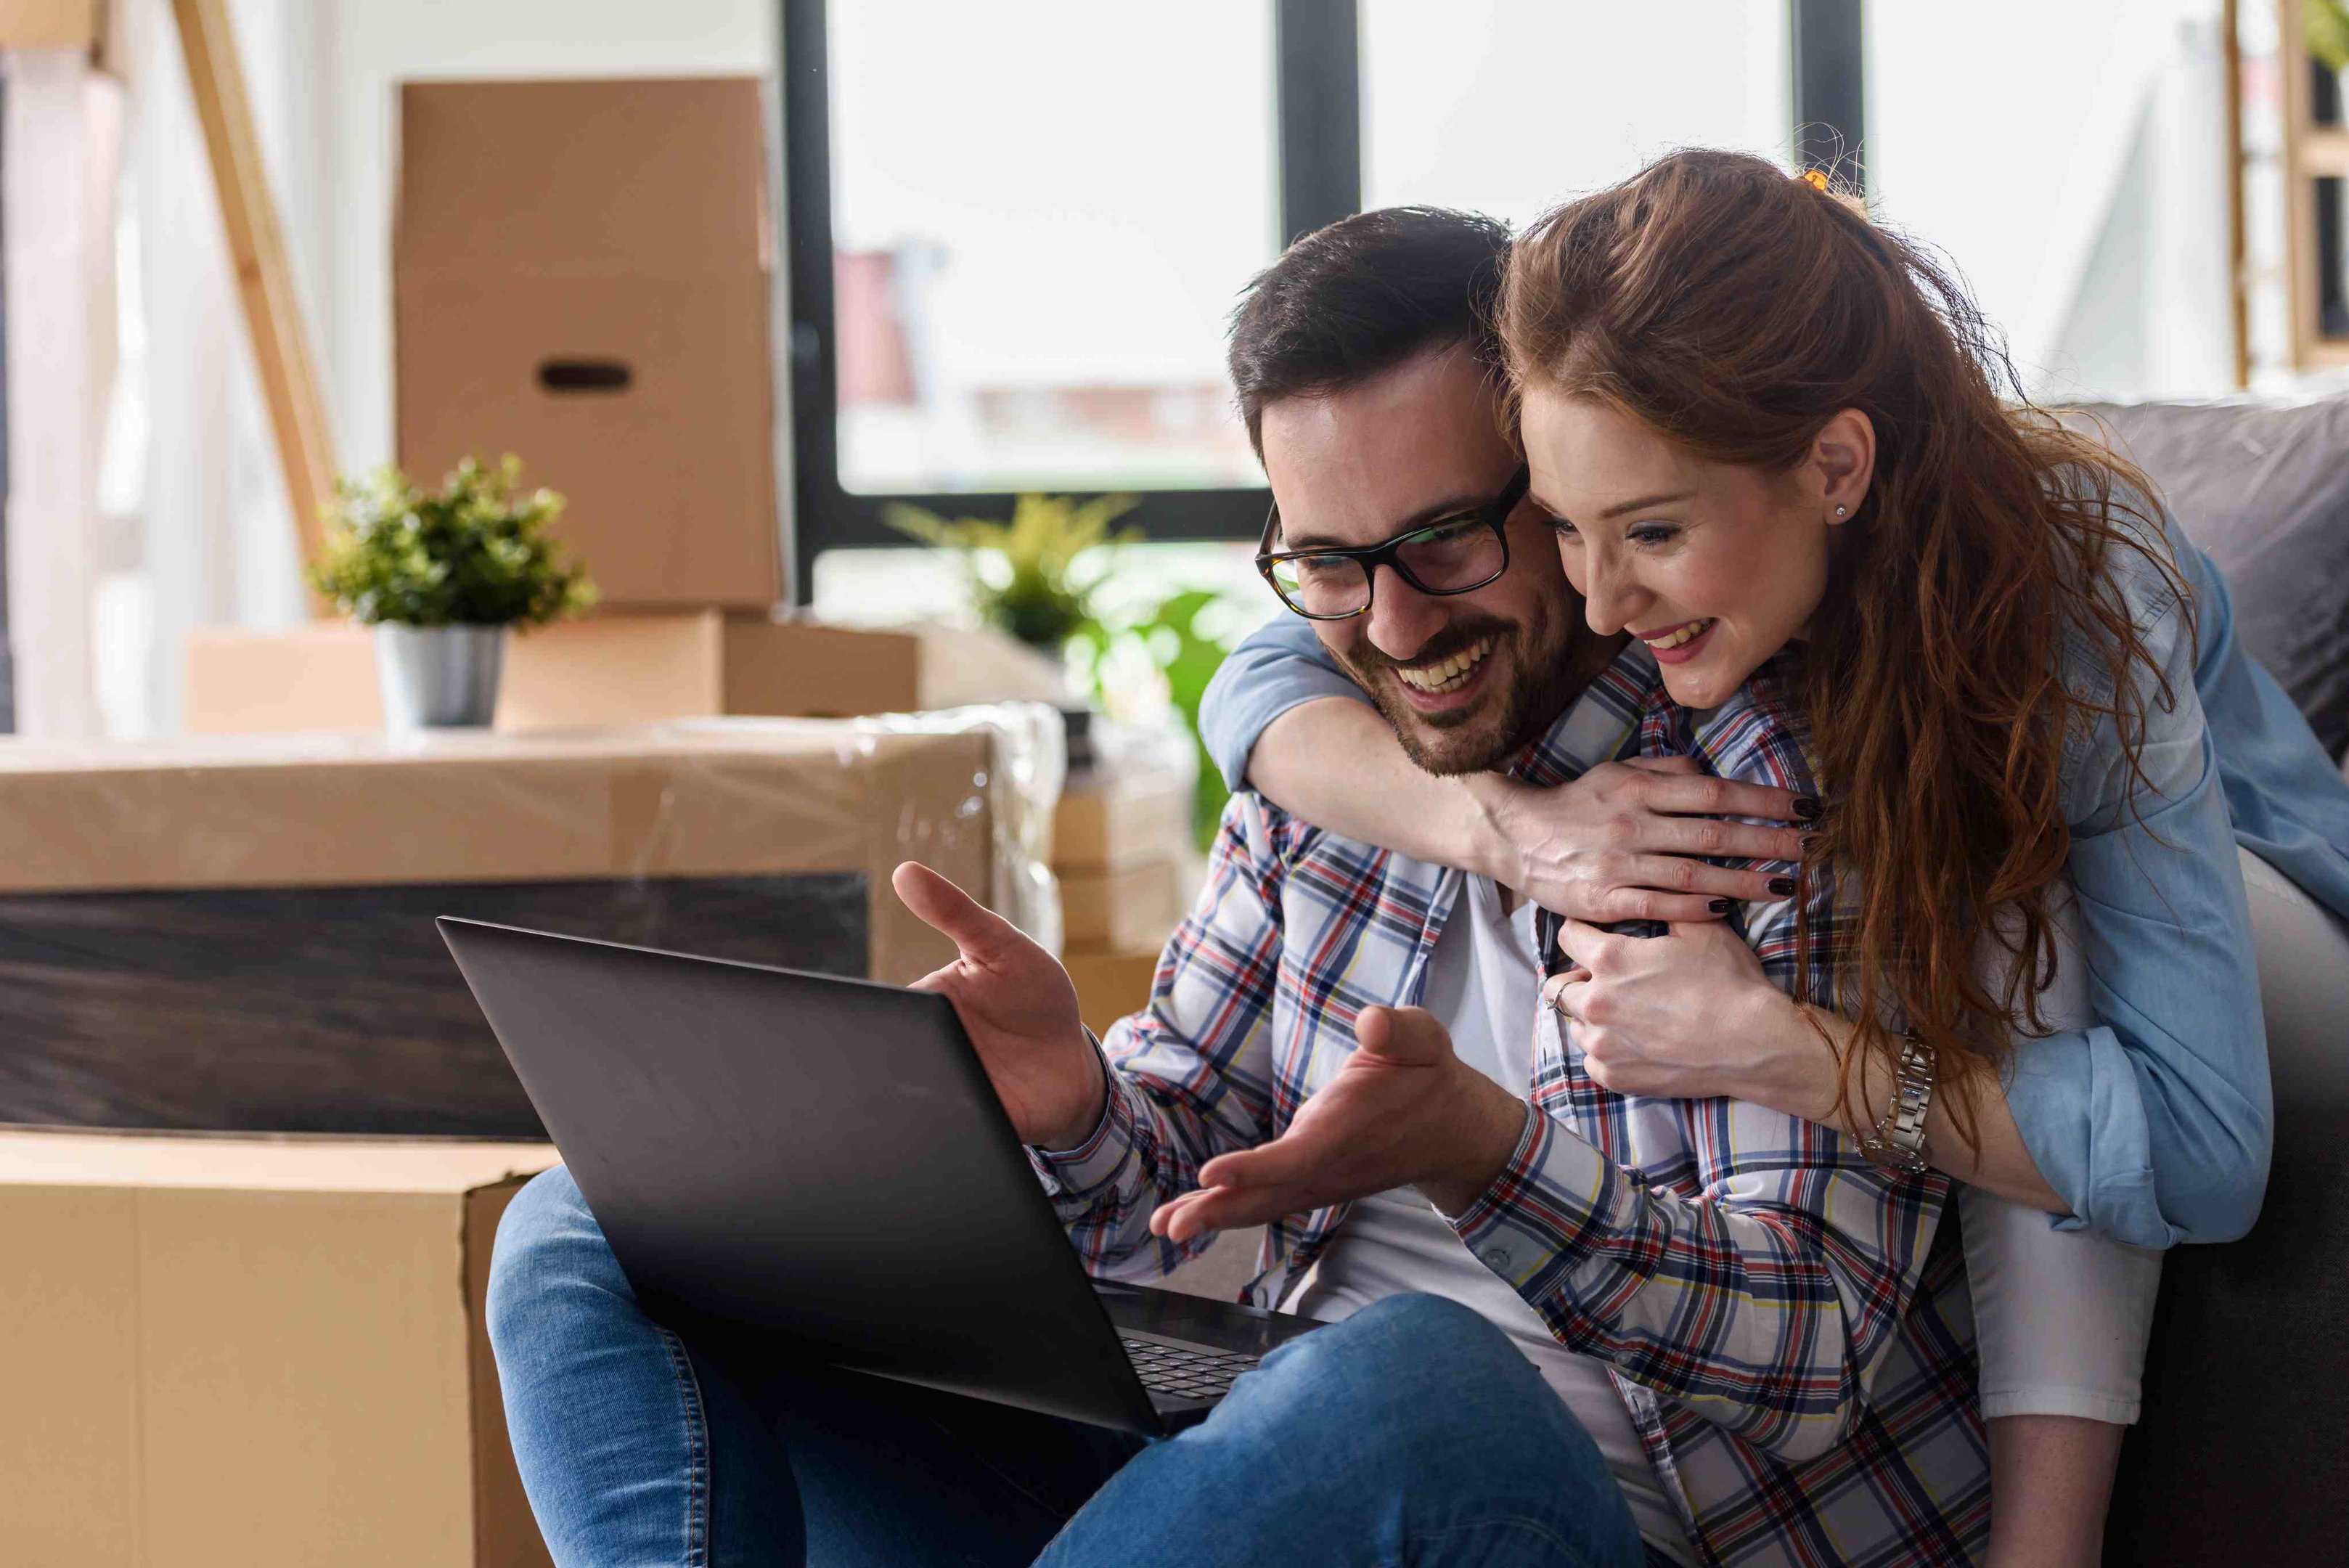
[1857, 1030, 1936, 1175]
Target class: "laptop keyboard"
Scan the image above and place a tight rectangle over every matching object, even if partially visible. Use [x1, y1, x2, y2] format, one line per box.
[1119, 1336, 1262, 1402]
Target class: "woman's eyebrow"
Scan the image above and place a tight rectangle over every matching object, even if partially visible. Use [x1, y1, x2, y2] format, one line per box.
[1528, 488, 1696, 524]
[1598, 489, 1696, 519]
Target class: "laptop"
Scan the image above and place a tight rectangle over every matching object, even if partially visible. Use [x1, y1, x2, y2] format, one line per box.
[438, 916, 1320, 1434]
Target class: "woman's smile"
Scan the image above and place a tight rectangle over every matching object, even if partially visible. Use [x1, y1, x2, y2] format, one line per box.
[1633, 617, 1717, 664]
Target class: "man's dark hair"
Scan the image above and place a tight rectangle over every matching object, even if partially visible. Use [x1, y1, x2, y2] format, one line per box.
[1227, 205, 1513, 454]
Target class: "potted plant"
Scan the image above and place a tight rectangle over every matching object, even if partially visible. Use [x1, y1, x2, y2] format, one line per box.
[883, 491, 1139, 651]
[311, 455, 596, 730]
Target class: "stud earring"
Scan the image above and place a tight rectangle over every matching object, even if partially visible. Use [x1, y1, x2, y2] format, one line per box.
[1833, 505, 1849, 518]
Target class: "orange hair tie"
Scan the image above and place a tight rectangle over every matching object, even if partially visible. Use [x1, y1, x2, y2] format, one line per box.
[1799, 168, 1831, 192]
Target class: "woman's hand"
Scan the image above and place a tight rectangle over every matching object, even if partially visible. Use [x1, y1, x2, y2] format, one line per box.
[1543, 915, 1832, 1106]
[1466, 757, 1812, 924]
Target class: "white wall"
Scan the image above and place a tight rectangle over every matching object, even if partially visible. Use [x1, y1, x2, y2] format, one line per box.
[1867, 0, 2234, 401]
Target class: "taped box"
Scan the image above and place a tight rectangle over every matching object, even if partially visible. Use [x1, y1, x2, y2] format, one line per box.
[184, 617, 1067, 734]
[1065, 944, 1163, 1036]
[397, 78, 779, 608]
[1052, 765, 1191, 873]
[1058, 859, 1186, 954]
[0, 0, 99, 46]
[0, 1129, 558, 1568]
[0, 716, 1053, 1138]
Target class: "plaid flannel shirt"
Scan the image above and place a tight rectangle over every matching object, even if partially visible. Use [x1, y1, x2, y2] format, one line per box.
[1034, 642, 1988, 1566]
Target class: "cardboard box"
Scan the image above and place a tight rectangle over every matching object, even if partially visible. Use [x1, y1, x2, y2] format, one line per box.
[1065, 944, 1162, 1035]
[0, 0, 98, 47]
[396, 79, 780, 608]
[1054, 767, 1193, 871]
[0, 722, 1008, 1134]
[0, 1128, 557, 1567]
[184, 616, 1069, 734]
[1060, 858, 1186, 952]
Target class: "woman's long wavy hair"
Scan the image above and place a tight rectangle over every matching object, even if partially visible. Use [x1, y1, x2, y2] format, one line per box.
[1500, 149, 2182, 1138]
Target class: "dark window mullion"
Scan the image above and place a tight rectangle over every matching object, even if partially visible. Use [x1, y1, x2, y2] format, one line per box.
[780, 0, 843, 603]
[1790, 0, 1866, 192]
[1276, 0, 1363, 244]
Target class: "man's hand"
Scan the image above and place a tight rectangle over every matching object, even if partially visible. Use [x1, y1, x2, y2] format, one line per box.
[1466, 756, 1812, 923]
[1148, 1005, 1529, 1244]
[1543, 915, 1823, 1106]
[892, 862, 1107, 1150]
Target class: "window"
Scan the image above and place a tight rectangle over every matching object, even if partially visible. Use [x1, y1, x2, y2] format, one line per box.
[1864, 0, 2237, 401]
[785, 1, 1823, 598]
[826, 1, 1277, 501]
[1360, 1, 1789, 229]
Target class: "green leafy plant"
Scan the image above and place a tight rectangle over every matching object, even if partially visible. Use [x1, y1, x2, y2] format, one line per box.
[2316, 0, 2349, 72]
[311, 455, 597, 628]
[883, 491, 1140, 648]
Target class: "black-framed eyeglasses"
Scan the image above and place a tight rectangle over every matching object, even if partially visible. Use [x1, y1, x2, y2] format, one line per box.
[1254, 465, 1531, 621]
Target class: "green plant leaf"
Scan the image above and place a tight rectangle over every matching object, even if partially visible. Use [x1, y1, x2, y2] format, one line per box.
[884, 491, 1140, 650]
[310, 454, 595, 628]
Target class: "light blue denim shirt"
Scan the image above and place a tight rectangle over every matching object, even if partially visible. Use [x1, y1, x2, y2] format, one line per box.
[1201, 521, 2343, 1249]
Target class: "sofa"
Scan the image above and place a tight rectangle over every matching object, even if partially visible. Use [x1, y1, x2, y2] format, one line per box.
[2080, 395, 2349, 1566]
[1165, 396, 2349, 1562]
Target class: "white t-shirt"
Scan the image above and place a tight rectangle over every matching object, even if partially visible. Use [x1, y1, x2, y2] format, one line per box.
[1286, 874, 1697, 1563]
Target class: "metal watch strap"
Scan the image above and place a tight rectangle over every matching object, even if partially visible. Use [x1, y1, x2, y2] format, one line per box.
[1858, 1030, 1936, 1175]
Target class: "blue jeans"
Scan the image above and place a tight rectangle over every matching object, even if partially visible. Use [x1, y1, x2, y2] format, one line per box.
[489, 1166, 1649, 1568]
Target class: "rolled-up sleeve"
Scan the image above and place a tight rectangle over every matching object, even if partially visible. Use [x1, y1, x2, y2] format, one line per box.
[2007, 534, 2274, 1247]
[1198, 617, 1365, 792]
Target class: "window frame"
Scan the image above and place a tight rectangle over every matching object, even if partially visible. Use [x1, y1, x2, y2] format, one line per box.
[780, 1, 1846, 600]
[779, 0, 1361, 600]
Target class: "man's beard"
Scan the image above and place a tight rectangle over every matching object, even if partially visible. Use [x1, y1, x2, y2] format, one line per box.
[1336, 608, 1580, 776]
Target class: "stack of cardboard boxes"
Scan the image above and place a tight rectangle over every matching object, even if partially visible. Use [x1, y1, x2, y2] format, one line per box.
[187, 76, 1061, 732]
[1056, 750, 1199, 1033]
[0, 714, 1042, 1566]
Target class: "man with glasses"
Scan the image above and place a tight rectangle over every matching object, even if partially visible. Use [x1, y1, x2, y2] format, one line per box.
[483, 208, 1952, 1568]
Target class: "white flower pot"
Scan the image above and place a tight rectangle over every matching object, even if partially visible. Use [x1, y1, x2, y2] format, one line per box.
[375, 623, 507, 730]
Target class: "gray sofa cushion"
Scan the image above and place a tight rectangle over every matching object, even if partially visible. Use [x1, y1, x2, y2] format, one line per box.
[2070, 396, 2349, 758]
[2104, 851, 2349, 1564]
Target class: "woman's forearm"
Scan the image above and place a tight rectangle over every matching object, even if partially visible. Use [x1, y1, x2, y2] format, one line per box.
[1244, 698, 1510, 880]
[1985, 1416, 2123, 1567]
[1743, 991, 2069, 1214]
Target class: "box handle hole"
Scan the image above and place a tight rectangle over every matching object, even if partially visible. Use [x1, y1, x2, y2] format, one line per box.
[537, 359, 634, 393]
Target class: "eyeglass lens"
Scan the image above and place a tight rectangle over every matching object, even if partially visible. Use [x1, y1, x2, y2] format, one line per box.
[1267, 518, 1506, 616]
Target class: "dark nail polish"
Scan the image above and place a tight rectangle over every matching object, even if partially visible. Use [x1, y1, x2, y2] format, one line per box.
[1799, 834, 1823, 857]
[1769, 876, 1797, 896]
[1793, 796, 1823, 820]
[1707, 898, 1732, 913]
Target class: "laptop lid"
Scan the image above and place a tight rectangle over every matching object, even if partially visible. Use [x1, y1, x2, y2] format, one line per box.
[438, 916, 1160, 1432]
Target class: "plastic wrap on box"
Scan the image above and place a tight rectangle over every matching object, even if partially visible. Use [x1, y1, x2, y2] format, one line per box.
[0, 709, 1062, 1136]
[846, 701, 1066, 955]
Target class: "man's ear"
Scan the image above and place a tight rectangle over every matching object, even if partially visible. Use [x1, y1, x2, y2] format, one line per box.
[1813, 409, 1876, 525]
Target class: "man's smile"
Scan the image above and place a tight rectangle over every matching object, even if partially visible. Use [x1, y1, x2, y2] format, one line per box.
[1394, 634, 1498, 698]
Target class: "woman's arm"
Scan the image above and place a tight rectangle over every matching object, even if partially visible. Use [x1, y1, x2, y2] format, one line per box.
[1199, 618, 1810, 918]
[1548, 553, 2272, 1245]
[1548, 915, 2071, 1211]
[1987, 1418, 2125, 1568]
